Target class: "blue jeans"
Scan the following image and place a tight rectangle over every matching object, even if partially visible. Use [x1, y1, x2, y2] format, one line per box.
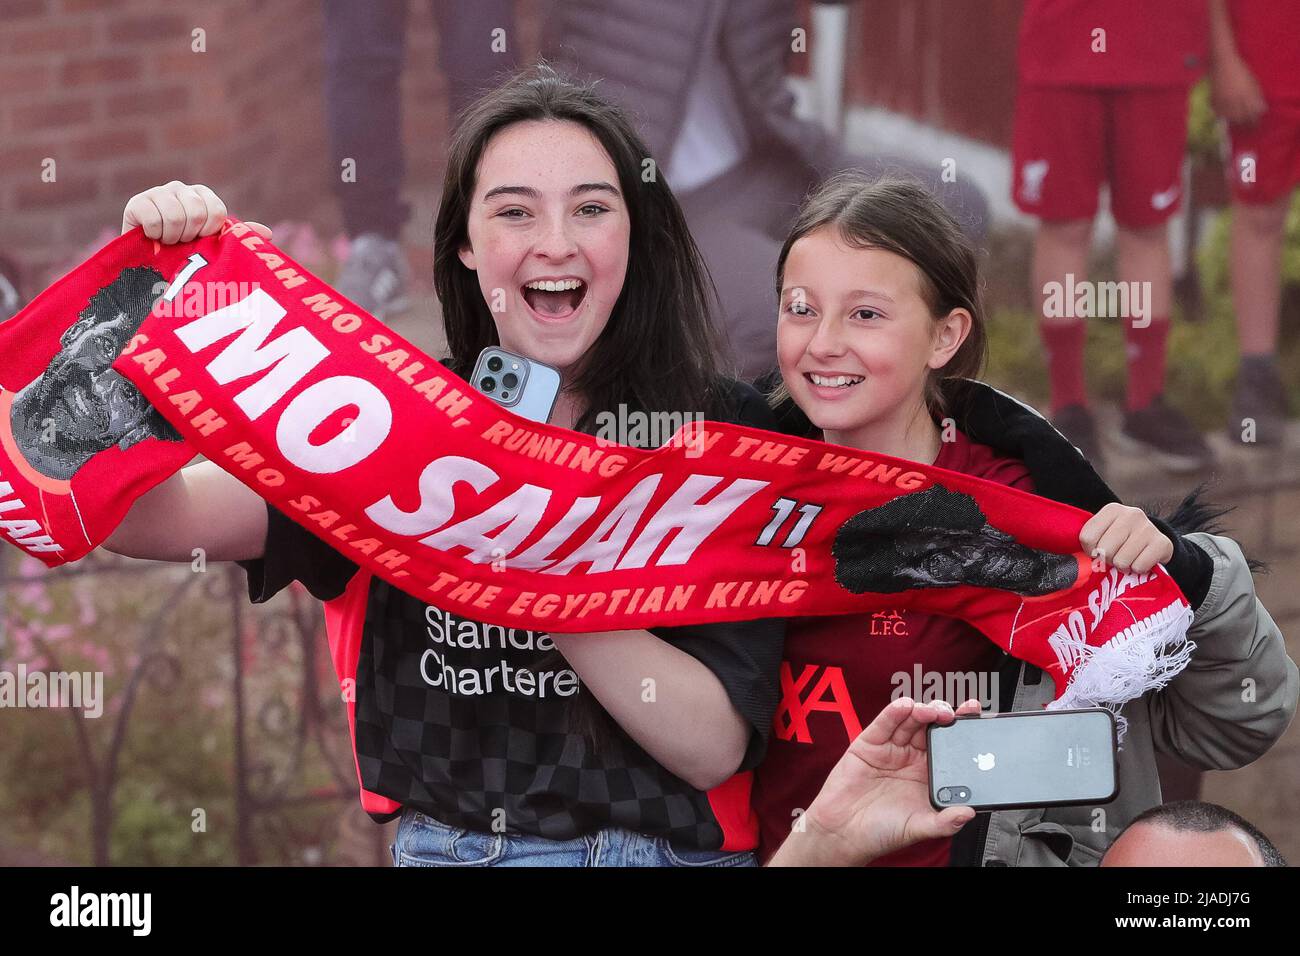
[390, 807, 758, 867]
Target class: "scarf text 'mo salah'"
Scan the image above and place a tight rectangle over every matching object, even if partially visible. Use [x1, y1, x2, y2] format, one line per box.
[0, 221, 1196, 718]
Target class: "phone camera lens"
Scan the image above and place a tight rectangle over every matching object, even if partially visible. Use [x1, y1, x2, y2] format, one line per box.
[487, 355, 503, 372]
[480, 376, 496, 393]
[502, 372, 519, 390]
[500, 391, 511, 401]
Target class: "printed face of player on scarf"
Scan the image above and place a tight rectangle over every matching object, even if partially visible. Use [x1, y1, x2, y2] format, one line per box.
[9, 266, 183, 481]
[0, 122, 1191, 721]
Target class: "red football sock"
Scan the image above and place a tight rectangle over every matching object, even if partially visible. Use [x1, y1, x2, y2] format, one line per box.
[1039, 320, 1088, 413]
[1124, 316, 1170, 412]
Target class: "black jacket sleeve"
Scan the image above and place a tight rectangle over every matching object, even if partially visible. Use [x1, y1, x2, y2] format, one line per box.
[1146, 513, 1215, 611]
[235, 501, 361, 604]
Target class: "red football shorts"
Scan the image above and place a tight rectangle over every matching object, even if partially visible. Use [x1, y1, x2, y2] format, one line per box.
[1226, 102, 1300, 205]
[1012, 85, 1190, 228]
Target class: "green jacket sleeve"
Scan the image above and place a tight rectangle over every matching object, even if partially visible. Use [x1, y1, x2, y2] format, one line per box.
[1144, 532, 1298, 770]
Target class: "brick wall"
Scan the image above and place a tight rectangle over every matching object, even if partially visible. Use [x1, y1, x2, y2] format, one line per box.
[844, 0, 1022, 147]
[0, 0, 542, 289]
[792, 0, 1022, 146]
[1, 0, 313, 281]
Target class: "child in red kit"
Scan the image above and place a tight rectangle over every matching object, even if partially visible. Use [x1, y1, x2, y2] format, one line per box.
[1210, 0, 1299, 445]
[757, 428, 1033, 866]
[751, 173, 1293, 867]
[1013, 0, 1213, 473]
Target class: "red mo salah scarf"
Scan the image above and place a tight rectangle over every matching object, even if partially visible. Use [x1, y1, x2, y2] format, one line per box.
[0, 220, 1196, 721]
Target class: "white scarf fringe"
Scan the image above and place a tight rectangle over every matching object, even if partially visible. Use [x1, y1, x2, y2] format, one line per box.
[1046, 601, 1196, 741]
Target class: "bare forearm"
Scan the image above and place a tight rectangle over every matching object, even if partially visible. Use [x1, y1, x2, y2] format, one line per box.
[103, 459, 266, 563]
[767, 827, 860, 867]
[104, 469, 195, 561]
[550, 629, 749, 789]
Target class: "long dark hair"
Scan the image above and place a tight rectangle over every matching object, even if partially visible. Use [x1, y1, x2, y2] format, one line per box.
[433, 63, 728, 431]
[769, 172, 988, 426]
[431, 65, 730, 757]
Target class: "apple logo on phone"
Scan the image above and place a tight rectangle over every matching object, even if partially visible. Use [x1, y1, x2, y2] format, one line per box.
[973, 752, 996, 771]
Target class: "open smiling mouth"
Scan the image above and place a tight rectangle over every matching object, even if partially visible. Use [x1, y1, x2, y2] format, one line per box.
[804, 372, 865, 390]
[521, 278, 588, 320]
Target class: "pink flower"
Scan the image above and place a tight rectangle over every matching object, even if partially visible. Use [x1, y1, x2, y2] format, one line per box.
[331, 232, 351, 265]
[11, 629, 34, 662]
[17, 577, 51, 614]
[75, 582, 98, 628]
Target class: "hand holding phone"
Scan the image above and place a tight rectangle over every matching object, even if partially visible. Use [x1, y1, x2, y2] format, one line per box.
[768, 696, 982, 867]
[928, 708, 1118, 812]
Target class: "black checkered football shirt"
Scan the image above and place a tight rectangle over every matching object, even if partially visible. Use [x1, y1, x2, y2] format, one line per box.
[236, 381, 786, 849]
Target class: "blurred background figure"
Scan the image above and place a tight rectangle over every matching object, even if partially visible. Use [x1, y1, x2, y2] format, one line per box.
[0, 252, 21, 324]
[544, 0, 990, 382]
[1210, 0, 1299, 447]
[1101, 800, 1287, 866]
[324, 0, 518, 317]
[1014, 0, 1212, 475]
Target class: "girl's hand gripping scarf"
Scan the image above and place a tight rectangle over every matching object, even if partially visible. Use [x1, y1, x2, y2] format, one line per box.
[0, 221, 1196, 724]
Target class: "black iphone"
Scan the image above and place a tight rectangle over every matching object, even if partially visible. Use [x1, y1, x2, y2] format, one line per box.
[927, 708, 1118, 812]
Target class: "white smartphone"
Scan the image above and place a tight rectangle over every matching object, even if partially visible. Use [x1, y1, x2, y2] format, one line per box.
[469, 347, 561, 423]
[928, 708, 1118, 812]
